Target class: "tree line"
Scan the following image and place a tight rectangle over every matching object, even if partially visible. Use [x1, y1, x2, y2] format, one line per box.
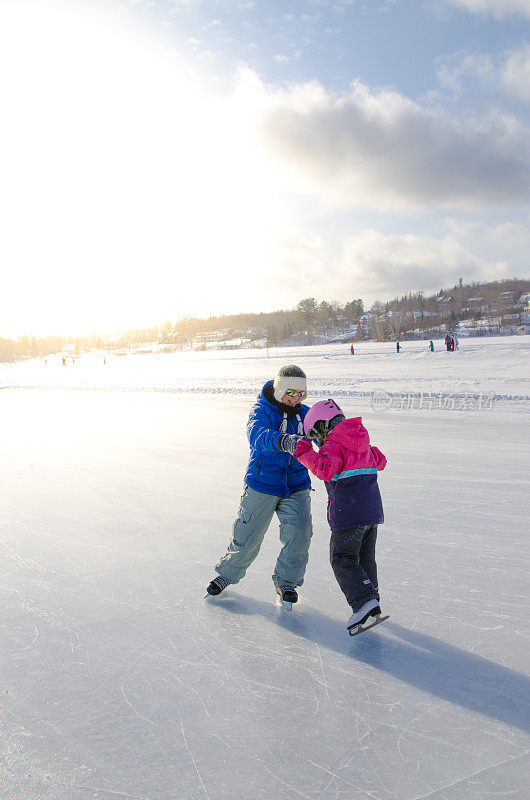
[1, 277, 528, 362]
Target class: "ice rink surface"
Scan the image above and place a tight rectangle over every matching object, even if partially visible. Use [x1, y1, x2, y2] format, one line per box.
[1, 338, 529, 799]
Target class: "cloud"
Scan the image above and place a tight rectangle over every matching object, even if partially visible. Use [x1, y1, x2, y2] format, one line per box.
[442, 0, 530, 18]
[165, 0, 255, 7]
[235, 71, 530, 212]
[436, 51, 494, 93]
[263, 229, 510, 306]
[502, 46, 530, 104]
[437, 45, 530, 106]
[334, 230, 510, 301]
[1, 1, 527, 335]
[444, 218, 530, 249]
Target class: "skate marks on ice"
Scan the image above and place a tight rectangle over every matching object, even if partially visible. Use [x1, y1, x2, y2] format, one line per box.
[201, 593, 530, 734]
[2, 590, 527, 800]
[364, 621, 530, 734]
[205, 586, 295, 612]
[198, 593, 530, 798]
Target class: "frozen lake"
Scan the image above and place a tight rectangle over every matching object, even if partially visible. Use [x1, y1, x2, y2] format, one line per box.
[4, 336, 530, 401]
[1, 338, 529, 799]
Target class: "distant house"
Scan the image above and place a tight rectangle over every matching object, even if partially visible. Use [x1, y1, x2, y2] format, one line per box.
[437, 296, 453, 304]
[327, 327, 359, 344]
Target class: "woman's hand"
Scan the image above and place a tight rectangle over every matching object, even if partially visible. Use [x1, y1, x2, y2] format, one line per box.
[278, 434, 304, 455]
[293, 438, 313, 458]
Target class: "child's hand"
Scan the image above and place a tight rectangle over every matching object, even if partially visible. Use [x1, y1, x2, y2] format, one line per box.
[371, 446, 387, 470]
[293, 438, 313, 458]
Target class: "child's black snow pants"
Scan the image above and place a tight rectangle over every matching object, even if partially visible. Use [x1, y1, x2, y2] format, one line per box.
[329, 525, 379, 612]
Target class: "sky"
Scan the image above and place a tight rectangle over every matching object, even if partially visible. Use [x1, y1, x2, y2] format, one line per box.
[1, 0, 530, 337]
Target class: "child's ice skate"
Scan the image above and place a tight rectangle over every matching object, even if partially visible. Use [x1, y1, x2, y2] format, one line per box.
[347, 598, 389, 636]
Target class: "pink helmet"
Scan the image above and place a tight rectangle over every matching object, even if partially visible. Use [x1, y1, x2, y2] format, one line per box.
[304, 398, 345, 438]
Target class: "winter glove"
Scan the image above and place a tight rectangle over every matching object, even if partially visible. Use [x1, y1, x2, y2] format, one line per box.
[278, 434, 303, 455]
[293, 438, 313, 458]
[370, 446, 387, 471]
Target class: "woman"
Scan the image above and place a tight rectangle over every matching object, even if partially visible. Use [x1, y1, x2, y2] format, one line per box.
[206, 365, 313, 605]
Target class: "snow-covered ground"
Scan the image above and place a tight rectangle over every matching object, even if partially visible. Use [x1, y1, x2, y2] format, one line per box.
[1, 337, 529, 799]
[4, 336, 530, 401]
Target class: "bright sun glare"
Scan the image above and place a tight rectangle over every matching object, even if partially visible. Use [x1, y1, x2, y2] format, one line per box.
[0, 0, 279, 338]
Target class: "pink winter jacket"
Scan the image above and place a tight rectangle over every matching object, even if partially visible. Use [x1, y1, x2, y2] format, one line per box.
[294, 417, 387, 531]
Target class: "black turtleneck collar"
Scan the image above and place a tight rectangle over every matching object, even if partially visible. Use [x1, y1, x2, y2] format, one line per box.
[263, 384, 302, 416]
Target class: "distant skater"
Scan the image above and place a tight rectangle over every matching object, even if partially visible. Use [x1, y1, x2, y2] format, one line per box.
[445, 333, 452, 351]
[294, 399, 387, 634]
[396, 341, 400, 353]
[350, 344, 355, 356]
[429, 340, 434, 352]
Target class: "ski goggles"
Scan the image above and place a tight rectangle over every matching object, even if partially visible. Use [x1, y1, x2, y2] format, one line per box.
[285, 389, 307, 399]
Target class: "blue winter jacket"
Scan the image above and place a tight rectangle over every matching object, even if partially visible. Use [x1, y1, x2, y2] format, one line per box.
[244, 381, 311, 498]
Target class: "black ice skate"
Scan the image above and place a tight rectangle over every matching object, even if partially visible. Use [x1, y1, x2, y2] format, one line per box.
[206, 576, 229, 597]
[347, 598, 389, 636]
[276, 586, 298, 611]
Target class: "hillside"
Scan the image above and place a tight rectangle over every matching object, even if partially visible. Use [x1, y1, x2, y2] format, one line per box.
[2, 277, 529, 362]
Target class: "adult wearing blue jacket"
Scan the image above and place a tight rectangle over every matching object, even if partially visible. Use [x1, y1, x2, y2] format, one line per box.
[207, 365, 313, 605]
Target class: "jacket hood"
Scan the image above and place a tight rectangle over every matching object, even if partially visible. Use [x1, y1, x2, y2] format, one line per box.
[327, 417, 370, 452]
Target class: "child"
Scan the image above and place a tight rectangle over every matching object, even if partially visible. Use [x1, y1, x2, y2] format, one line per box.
[293, 399, 387, 633]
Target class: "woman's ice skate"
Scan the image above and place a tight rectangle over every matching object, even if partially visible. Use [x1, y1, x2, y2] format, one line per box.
[276, 586, 298, 611]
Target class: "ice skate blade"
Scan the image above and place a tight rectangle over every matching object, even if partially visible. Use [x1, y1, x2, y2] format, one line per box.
[348, 614, 389, 637]
[204, 591, 228, 600]
[276, 597, 293, 612]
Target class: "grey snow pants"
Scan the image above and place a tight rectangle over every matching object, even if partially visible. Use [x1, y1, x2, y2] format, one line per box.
[215, 484, 313, 589]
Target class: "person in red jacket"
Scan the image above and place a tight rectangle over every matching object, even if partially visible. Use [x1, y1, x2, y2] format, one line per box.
[293, 399, 387, 633]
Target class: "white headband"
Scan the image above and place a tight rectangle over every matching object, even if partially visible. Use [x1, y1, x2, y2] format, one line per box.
[273, 375, 307, 403]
